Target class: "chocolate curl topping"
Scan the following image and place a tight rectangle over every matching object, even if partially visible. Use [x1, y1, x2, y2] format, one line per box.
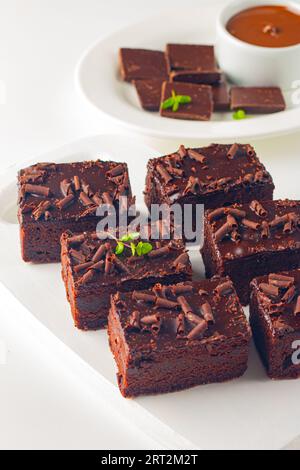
[227, 143, 239, 160]
[250, 200, 267, 218]
[242, 218, 261, 231]
[32, 200, 52, 220]
[24, 184, 50, 198]
[113, 255, 130, 274]
[227, 214, 238, 229]
[57, 194, 75, 210]
[92, 194, 103, 206]
[172, 252, 190, 270]
[79, 269, 95, 285]
[132, 291, 156, 304]
[294, 296, 300, 316]
[141, 313, 161, 326]
[176, 313, 185, 337]
[178, 144, 187, 158]
[283, 219, 293, 234]
[183, 176, 202, 195]
[73, 175, 81, 191]
[155, 298, 179, 309]
[127, 311, 141, 330]
[269, 214, 289, 229]
[73, 261, 94, 273]
[246, 144, 255, 157]
[259, 283, 279, 298]
[185, 311, 202, 325]
[187, 149, 206, 163]
[200, 302, 215, 324]
[60, 179, 73, 197]
[208, 207, 225, 222]
[215, 281, 234, 297]
[102, 192, 114, 205]
[68, 234, 86, 246]
[90, 260, 105, 272]
[79, 192, 94, 206]
[105, 253, 114, 274]
[81, 180, 93, 197]
[177, 296, 194, 316]
[214, 222, 232, 242]
[172, 284, 194, 295]
[148, 245, 170, 259]
[20, 170, 46, 185]
[187, 319, 208, 340]
[269, 273, 295, 283]
[92, 243, 109, 263]
[268, 277, 293, 289]
[107, 164, 124, 178]
[226, 208, 247, 220]
[156, 164, 173, 184]
[231, 230, 241, 243]
[261, 221, 270, 239]
[282, 286, 297, 304]
[70, 248, 86, 264]
[198, 289, 208, 296]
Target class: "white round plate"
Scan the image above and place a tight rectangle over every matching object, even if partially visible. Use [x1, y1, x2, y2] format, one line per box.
[76, 5, 300, 141]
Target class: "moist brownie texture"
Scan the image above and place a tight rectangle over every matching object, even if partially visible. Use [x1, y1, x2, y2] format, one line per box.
[230, 87, 286, 114]
[202, 200, 300, 306]
[18, 161, 134, 263]
[160, 82, 213, 121]
[61, 231, 192, 330]
[250, 270, 300, 379]
[145, 143, 274, 236]
[108, 278, 251, 397]
[119, 48, 169, 82]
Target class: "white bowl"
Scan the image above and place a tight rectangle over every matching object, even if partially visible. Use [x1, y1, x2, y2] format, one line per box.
[216, 0, 300, 90]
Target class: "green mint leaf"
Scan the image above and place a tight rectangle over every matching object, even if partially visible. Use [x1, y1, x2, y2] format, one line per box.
[178, 95, 192, 104]
[162, 97, 175, 110]
[141, 242, 153, 255]
[115, 242, 125, 255]
[233, 109, 247, 120]
[136, 241, 144, 257]
[172, 99, 179, 112]
[128, 232, 140, 240]
[120, 234, 130, 242]
[130, 242, 136, 256]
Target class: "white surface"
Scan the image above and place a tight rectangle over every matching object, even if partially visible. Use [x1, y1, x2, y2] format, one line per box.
[0, 0, 300, 450]
[77, 2, 300, 142]
[216, 0, 300, 89]
[1, 134, 300, 451]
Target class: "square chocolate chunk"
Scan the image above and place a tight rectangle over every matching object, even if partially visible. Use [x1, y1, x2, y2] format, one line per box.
[119, 48, 168, 82]
[160, 82, 213, 121]
[17, 160, 134, 263]
[202, 200, 300, 306]
[145, 143, 274, 238]
[166, 44, 221, 84]
[250, 270, 300, 379]
[108, 279, 251, 397]
[230, 87, 286, 114]
[61, 231, 192, 330]
[133, 79, 163, 111]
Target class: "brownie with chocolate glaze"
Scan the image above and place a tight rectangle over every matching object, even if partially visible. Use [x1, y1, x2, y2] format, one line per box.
[17, 160, 134, 263]
[145, 143, 274, 238]
[108, 278, 251, 397]
[61, 230, 192, 330]
[250, 270, 300, 379]
[119, 48, 168, 82]
[202, 200, 300, 305]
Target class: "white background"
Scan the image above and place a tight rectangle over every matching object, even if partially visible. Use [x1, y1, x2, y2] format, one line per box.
[0, 0, 300, 449]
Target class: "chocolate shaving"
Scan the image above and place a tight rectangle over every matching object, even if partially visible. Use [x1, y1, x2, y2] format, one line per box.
[79, 192, 94, 206]
[20, 170, 46, 185]
[200, 302, 214, 324]
[141, 314, 160, 325]
[177, 296, 194, 315]
[81, 180, 93, 197]
[178, 145, 187, 158]
[155, 298, 179, 309]
[227, 143, 239, 160]
[24, 184, 50, 198]
[215, 222, 232, 242]
[126, 311, 141, 330]
[231, 230, 241, 242]
[198, 289, 208, 296]
[68, 234, 86, 246]
[106, 164, 125, 178]
[132, 291, 156, 304]
[208, 208, 225, 222]
[73, 261, 94, 273]
[172, 284, 194, 295]
[259, 283, 279, 298]
[79, 269, 96, 285]
[215, 281, 234, 297]
[156, 164, 173, 184]
[246, 144, 255, 157]
[294, 296, 300, 316]
[92, 243, 109, 263]
[90, 260, 105, 271]
[183, 176, 202, 195]
[226, 208, 247, 220]
[172, 252, 189, 270]
[261, 221, 270, 239]
[92, 194, 102, 206]
[269, 214, 289, 229]
[176, 313, 185, 337]
[187, 320, 208, 340]
[250, 200, 267, 217]
[187, 149, 206, 163]
[60, 179, 73, 197]
[21, 202, 37, 214]
[148, 246, 170, 259]
[227, 214, 238, 229]
[70, 249, 86, 264]
[113, 255, 130, 274]
[57, 194, 75, 210]
[268, 278, 293, 289]
[73, 175, 81, 191]
[185, 312, 202, 325]
[105, 253, 114, 274]
[32, 200, 52, 220]
[242, 218, 260, 231]
[269, 273, 295, 283]
[282, 286, 296, 304]
[102, 192, 113, 205]
[283, 219, 293, 234]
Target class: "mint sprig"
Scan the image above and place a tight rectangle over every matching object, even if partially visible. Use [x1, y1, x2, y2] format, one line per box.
[112, 232, 153, 257]
[233, 109, 247, 120]
[162, 90, 192, 112]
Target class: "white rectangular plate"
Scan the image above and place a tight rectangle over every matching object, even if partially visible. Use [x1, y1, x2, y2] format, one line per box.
[1, 134, 300, 450]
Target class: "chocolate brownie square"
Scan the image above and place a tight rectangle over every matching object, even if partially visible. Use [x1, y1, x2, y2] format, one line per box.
[160, 82, 213, 121]
[145, 143, 274, 238]
[230, 87, 286, 114]
[17, 160, 134, 263]
[250, 270, 300, 379]
[61, 231, 192, 330]
[108, 278, 251, 397]
[202, 200, 300, 305]
[133, 79, 163, 111]
[119, 48, 168, 82]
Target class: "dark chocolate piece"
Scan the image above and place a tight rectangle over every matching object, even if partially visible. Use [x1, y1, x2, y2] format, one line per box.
[133, 79, 163, 111]
[212, 80, 230, 112]
[250, 269, 300, 379]
[108, 278, 251, 397]
[119, 48, 168, 82]
[230, 87, 286, 114]
[202, 200, 300, 305]
[160, 82, 213, 121]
